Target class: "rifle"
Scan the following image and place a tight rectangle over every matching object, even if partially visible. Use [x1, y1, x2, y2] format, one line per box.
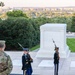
[18, 43, 24, 50]
[52, 39, 60, 59]
[52, 39, 57, 48]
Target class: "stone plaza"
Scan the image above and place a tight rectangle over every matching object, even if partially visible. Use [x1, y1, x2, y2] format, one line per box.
[5, 24, 75, 75]
[6, 51, 75, 75]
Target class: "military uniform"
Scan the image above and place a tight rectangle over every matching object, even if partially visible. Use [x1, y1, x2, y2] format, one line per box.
[0, 51, 13, 75]
[54, 47, 60, 75]
[22, 48, 33, 75]
[0, 40, 13, 75]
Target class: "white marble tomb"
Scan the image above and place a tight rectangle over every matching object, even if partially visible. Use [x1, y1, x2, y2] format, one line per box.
[36, 23, 70, 58]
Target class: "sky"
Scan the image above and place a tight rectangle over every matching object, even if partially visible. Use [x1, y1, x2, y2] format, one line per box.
[0, 0, 75, 7]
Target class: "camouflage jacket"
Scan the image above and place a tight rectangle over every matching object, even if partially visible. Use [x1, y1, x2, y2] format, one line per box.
[0, 51, 13, 75]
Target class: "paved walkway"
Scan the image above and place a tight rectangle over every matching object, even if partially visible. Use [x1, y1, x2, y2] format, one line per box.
[10, 74, 22, 75]
[66, 33, 75, 38]
[5, 51, 75, 75]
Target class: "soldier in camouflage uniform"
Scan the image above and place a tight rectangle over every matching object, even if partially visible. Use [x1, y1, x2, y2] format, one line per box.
[0, 40, 13, 75]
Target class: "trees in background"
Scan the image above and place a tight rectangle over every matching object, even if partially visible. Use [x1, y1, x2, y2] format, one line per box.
[0, 18, 40, 50]
[6, 10, 28, 18]
[0, 16, 72, 50]
[71, 13, 75, 32]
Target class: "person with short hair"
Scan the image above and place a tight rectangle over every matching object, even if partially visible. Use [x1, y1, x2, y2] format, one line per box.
[0, 40, 13, 75]
[22, 48, 33, 75]
[54, 47, 60, 75]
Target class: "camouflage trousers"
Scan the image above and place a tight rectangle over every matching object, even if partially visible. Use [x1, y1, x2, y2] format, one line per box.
[0, 63, 8, 72]
[0, 73, 8, 75]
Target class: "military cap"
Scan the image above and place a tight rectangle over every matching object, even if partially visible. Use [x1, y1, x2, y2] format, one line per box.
[0, 40, 5, 48]
[23, 48, 29, 51]
[55, 47, 59, 50]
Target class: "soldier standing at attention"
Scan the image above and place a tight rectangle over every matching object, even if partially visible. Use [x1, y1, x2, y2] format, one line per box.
[22, 48, 33, 75]
[54, 47, 60, 75]
[0, 40, 13, 75]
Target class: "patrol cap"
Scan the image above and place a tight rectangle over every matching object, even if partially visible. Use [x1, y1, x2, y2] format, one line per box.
[23, 48, 29, 51]
[0, 40, 5, 48]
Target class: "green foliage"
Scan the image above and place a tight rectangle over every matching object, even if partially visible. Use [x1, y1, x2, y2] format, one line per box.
[0, 16, 73, 50]
[50, 17, 72, 31]
[51, 17, 66, 23]
[6, 10, 28, 18]
[71, 13, 75, 32]
[0, 17, 40, 50]
[67, 38, 75, 52]
[66, 17, 72, 31]
[30, 44, 40, 51]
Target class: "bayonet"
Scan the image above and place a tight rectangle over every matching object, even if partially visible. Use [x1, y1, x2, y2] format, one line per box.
[18, 43, 24, 49]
